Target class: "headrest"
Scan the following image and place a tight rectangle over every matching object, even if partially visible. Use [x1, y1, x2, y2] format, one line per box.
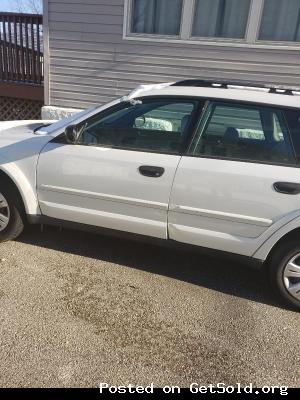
[224, 127, 239, 141]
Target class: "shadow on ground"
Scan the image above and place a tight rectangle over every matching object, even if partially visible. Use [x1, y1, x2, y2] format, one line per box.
[17, 225, 280, 309]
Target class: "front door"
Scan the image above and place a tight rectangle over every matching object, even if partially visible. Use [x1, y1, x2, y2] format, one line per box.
[169, 100, 300, 256]
[37, 98, 198, 239]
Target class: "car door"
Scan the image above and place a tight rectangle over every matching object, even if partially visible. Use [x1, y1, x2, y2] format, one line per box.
[37, 98, 198, 239]
[168, 100, 300, 256]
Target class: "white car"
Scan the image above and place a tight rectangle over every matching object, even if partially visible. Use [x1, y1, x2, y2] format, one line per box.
[1, 80, 300, 310]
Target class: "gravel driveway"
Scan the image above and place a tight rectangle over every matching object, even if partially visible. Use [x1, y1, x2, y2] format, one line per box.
[0, 225, 299, 388]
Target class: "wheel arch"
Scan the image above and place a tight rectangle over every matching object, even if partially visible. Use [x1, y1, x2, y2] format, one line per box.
[266, 227, 300, 260]
[254, 218, 300, 263]
[0, 165, 39, 216]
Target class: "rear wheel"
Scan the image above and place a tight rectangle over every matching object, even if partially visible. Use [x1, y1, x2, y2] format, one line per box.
[0, 186, 25, 242]
[268, 241, 300, 311]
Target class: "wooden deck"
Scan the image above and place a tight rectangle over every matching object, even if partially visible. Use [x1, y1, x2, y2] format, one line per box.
[0, 12, 44, 119]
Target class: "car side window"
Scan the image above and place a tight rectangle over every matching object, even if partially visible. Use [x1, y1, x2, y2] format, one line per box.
[77, 100, 197, 154]
[188, 101, 296, 165]
[285, 109, 300, 163]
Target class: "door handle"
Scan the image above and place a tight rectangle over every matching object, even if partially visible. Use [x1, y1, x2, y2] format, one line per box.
[139, 165, 165, 178]
[273, 182, 300, 195]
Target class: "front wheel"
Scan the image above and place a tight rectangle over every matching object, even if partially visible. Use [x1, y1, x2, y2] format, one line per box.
[268, 241, 300, 311]
[0, 186, 25, 242]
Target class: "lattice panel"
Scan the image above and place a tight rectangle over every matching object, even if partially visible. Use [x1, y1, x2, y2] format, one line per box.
[0, 96, 42, 121]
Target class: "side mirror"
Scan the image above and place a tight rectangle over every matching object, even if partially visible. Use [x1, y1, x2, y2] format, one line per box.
[64, 124, 81, 144]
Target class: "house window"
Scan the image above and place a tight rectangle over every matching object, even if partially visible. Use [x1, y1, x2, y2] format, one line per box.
[259, 0, 300, 42]
[192, 0, 251, 39]
[125, 0, 300, 47]
[131, 0, 183, 35]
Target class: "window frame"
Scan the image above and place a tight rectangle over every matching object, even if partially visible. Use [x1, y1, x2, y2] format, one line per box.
[185, 99, 298, 168]
[123, 0, 300, 49]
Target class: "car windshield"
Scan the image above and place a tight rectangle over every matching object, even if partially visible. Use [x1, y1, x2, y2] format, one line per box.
[36, 100, 130, 136]
[36, 107, 99, 135]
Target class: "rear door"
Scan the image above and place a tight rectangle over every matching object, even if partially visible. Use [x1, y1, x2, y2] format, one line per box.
[169, 100, 300, 256]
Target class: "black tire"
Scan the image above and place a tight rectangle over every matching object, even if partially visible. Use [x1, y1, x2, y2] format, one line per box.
[268, 240, 300, 311]
[0, 185, 25, 242]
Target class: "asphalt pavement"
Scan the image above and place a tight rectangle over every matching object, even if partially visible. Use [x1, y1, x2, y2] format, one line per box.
[0, 225, 299, 388]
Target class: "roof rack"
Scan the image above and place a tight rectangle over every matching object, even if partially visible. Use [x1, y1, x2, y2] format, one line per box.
[172, 79, 300, 96]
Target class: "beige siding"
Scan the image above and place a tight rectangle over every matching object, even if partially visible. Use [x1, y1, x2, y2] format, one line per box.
[47, 0, 300, 110]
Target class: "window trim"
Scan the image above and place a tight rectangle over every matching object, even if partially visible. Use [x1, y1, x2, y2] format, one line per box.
[123, 0, 300, 49]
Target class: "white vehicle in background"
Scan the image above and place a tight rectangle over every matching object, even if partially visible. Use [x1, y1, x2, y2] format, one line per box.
[1, 79, 300, 310]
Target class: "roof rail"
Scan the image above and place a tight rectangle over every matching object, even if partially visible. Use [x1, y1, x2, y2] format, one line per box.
[172, 79, 300, 96]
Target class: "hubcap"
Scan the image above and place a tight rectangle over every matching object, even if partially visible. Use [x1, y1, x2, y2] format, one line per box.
[283, 253, 300, 301]
[0, 193, 10, 232]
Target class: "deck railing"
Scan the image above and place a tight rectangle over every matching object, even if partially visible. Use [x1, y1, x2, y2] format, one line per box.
[0, 12, 43, 85]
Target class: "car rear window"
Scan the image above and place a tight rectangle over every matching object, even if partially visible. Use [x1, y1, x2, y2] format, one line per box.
[189, 101, 296, 166]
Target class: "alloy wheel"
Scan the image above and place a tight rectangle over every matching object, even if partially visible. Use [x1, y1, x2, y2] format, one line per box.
[0, 192, 10, 232]
[283, 253, 300, 301]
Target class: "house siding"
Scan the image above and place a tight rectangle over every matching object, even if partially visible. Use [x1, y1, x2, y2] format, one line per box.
[46, 0, 300, 111]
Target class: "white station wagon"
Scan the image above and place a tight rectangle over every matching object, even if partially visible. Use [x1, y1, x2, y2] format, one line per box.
[1, 80, 300, 310]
